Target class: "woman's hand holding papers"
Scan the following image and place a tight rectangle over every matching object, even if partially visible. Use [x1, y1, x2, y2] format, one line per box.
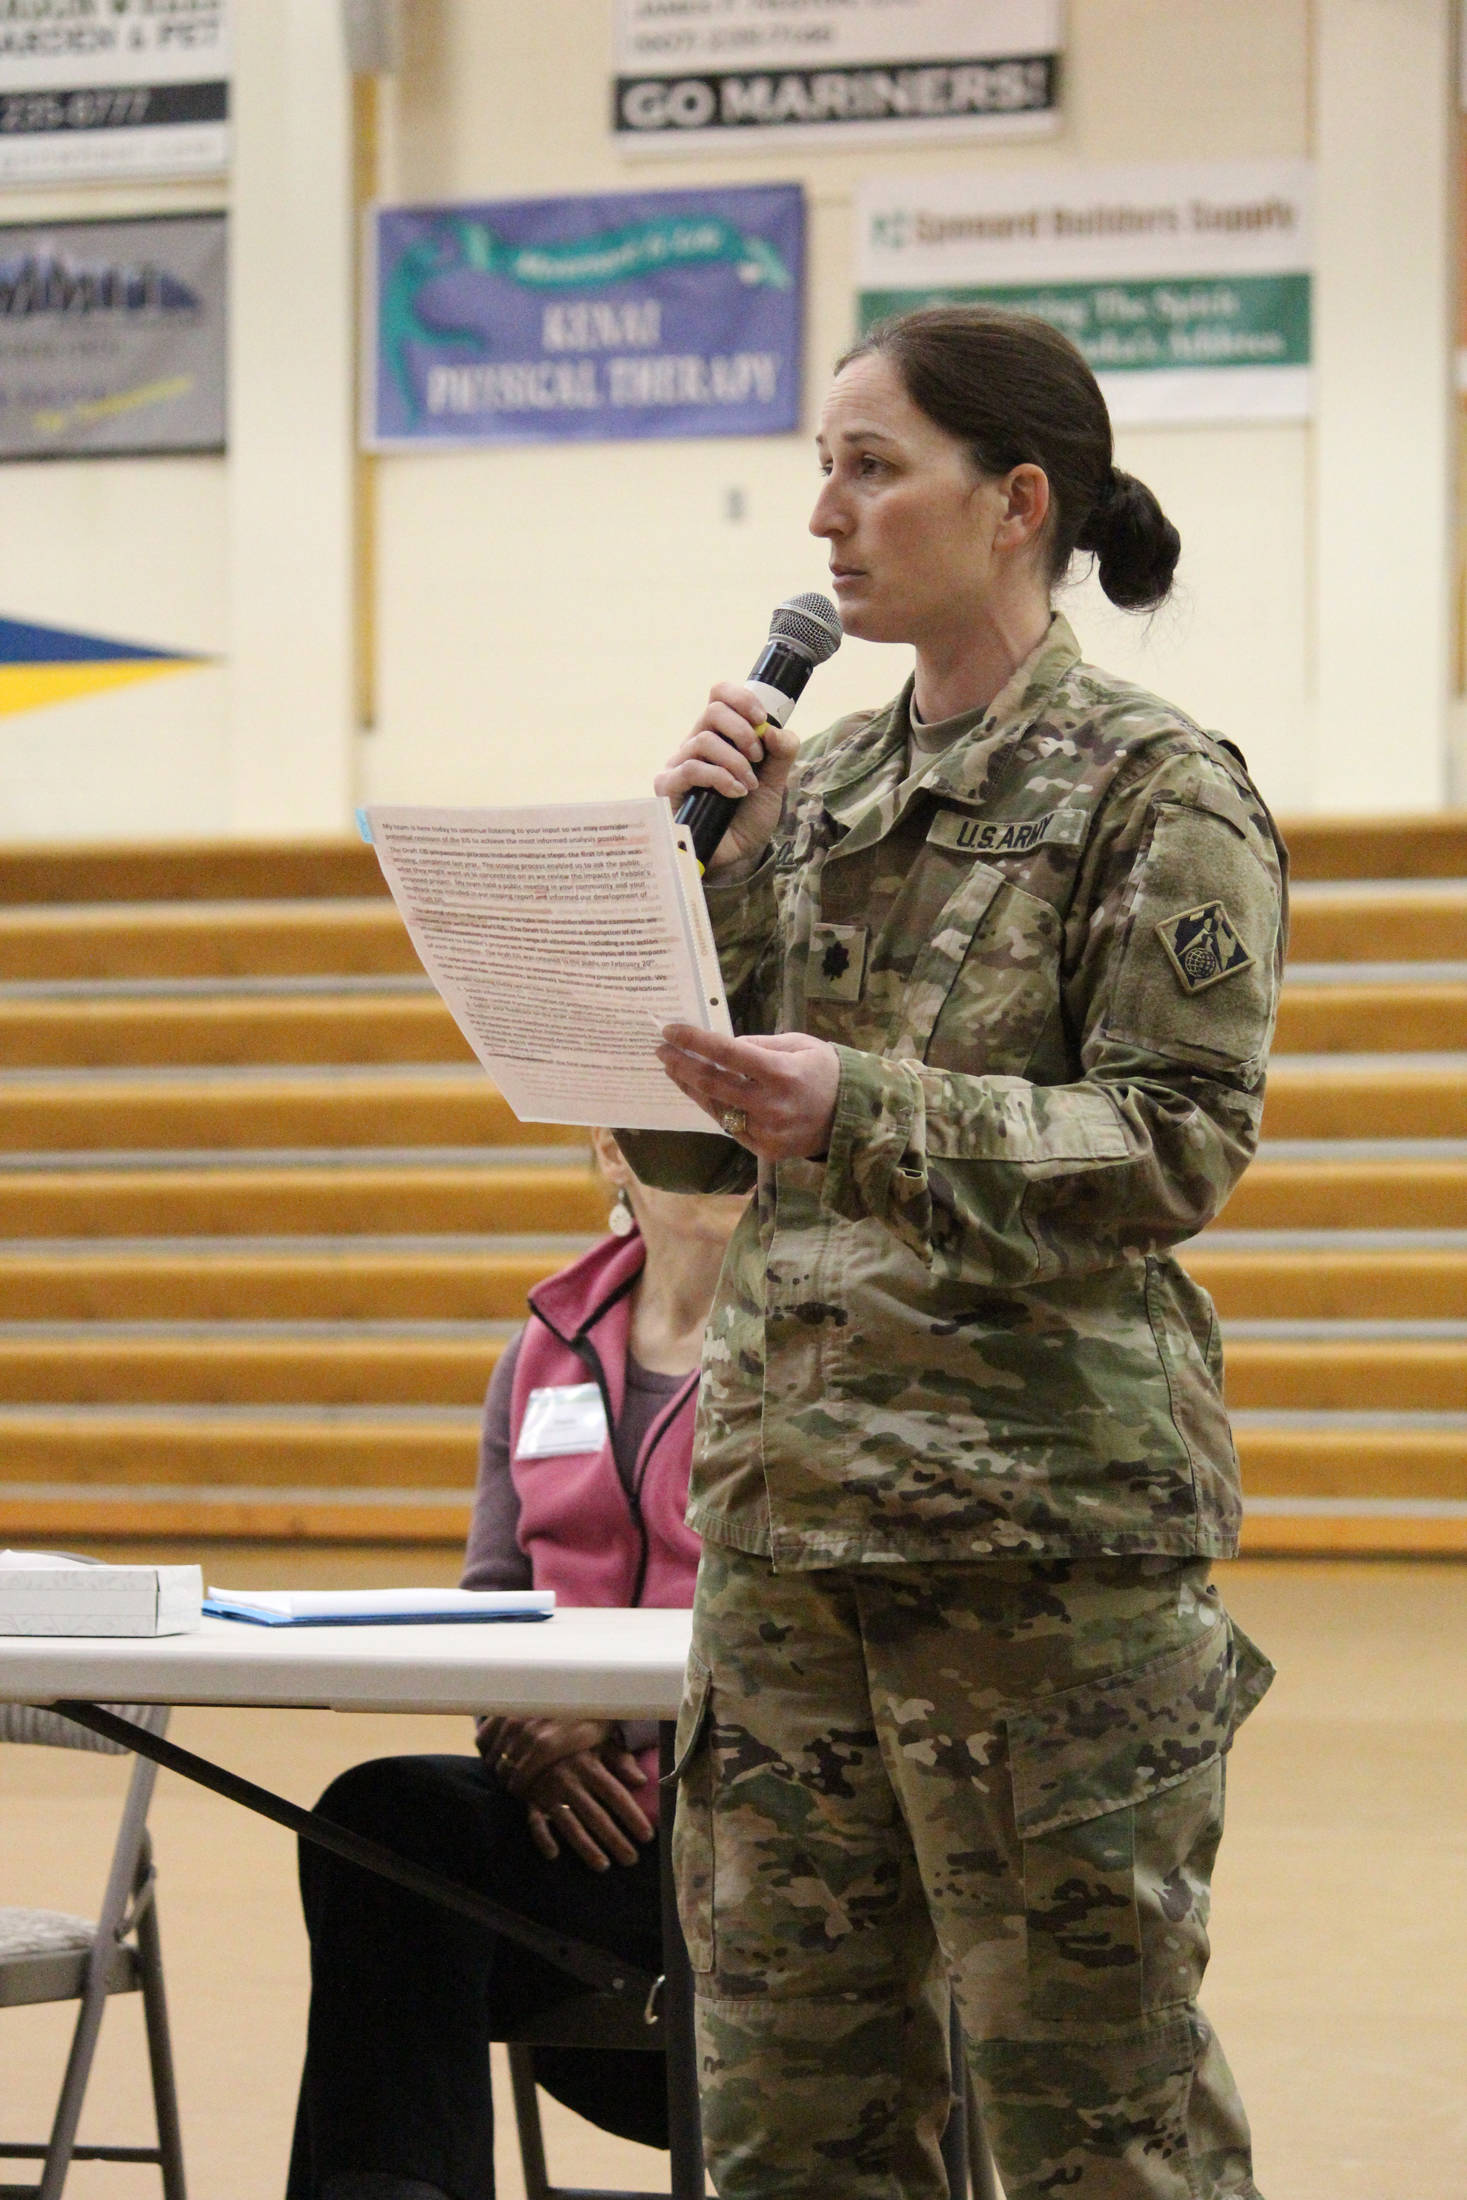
[477, 1714, 653, 1871]
[657, 1024, 841, 1159]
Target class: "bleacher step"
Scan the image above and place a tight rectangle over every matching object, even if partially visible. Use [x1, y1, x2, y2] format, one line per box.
[0, 1405, 481, 1486]
[0, 1164, 606, 1238]
[0, 1245, 578, 1320]
[0, 994, 476, 1067]
[0, 1070, 578, 1151]
[3, 982, 1463, 1064]
[0, 1483, 471, 1543]
[0, 1326, 1455, 1410]
[1234, 1419, 1467, 1499]
[0, 1328, 516, 1405]
[1181, 1243, 1467, 1319]
[1221, 1158, 1467, 1229]
[1287, 882, 1467, 961]
[0, 841, 387, 905]
[0, 900, 416, 981]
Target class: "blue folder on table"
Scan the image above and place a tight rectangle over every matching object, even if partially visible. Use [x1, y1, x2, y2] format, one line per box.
[204, 1588, 555, 1627]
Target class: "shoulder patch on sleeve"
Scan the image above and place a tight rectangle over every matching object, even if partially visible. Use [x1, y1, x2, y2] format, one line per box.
[1155, 901, 1255, 994]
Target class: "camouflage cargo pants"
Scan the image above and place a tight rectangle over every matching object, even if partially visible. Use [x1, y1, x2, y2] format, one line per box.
[671, 1545, 1273, 2200]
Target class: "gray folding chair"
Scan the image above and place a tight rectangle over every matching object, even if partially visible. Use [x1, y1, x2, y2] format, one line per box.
[500, 1991, 999, 2200]
[0, 1703, 186, 2200]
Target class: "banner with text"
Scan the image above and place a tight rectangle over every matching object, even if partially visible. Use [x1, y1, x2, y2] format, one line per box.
[857, 160, 1313, 425]
[613, 0, 1060, 152]
[0, 214, 226, 459]
[0, 0, 229, 186]
[367, 184, 803, 449]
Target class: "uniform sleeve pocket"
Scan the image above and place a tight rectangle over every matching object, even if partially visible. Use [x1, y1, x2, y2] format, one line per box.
[665, 1651, 715, 1972]
[1006, 1622, 1243, 2022]
[1102, 797, 1280, 1078]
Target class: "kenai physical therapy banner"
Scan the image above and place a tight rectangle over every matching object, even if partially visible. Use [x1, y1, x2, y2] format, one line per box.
[366, 185, 803, 449]
[857, 161, 1313, 427]
[0, 213, 226, 459]
[612, 0, 1060, 151]
[0, 0, 229, 187]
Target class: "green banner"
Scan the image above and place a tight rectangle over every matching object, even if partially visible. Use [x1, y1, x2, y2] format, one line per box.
[857, 272, 1310, 374]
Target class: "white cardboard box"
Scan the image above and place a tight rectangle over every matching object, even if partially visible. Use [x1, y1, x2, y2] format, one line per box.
[0, 1552, 203, 1636]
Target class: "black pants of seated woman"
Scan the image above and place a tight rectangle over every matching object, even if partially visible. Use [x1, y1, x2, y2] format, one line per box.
[286, 1754, 667, 2200]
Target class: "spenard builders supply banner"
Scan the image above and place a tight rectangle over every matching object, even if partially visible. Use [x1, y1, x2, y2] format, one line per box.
[857, 160, 1313, 427]
[367, 185, 803, 448]
[0, 0, 229, 186]
[613, 0, 1061, 151]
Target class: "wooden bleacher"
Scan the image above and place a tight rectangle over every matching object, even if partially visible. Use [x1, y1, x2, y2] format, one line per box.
[0, 822, 1462, 1557]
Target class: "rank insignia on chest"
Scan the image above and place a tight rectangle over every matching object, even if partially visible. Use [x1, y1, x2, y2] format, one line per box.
[807, 923, 869, 1001]
[1155, 901, 1255, 993]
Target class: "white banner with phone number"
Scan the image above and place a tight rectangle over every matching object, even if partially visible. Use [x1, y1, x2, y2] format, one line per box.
[0, 0, 229, 185]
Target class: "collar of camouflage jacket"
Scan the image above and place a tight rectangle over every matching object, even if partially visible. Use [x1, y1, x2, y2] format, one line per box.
[817, 611, 1084, 829]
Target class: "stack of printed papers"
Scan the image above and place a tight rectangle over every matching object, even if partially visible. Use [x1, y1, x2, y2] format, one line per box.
[204, 1586, 555, 1627]
[0, 1550, 203, 1637]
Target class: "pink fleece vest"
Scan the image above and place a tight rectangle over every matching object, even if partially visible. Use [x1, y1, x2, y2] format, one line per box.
[509, 1231, 701, 1615]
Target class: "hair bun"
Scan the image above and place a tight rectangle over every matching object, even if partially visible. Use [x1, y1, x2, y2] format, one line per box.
[1076, 467, 1180, 612]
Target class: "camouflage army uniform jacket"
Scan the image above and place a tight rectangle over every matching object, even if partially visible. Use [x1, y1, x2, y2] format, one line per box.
[621, 613, 1288, 1569]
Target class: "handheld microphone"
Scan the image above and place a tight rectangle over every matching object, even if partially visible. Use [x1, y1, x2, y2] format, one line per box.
[675, 591, 842, 869]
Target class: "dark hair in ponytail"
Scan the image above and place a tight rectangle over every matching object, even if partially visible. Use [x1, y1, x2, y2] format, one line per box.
[837, 305, 1181, 613]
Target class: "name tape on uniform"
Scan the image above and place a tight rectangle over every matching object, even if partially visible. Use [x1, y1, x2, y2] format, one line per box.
[926, 807, 1088, 858]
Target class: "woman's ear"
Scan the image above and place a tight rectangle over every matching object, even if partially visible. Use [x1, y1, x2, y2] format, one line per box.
[995, 463, 1051, 553]
[590, 1125, 634, 1189]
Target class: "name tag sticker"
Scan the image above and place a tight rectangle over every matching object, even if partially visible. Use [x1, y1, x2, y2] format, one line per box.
[515, 1383, 609, 1460]
[807, 923, 869, 1002]
[927, 808, 1087, 858]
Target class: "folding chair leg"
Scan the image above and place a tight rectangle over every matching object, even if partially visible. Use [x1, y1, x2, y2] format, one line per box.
[136, 1890, 187, 2200]
[506, 2043, 553, 2200]
[36, 1969, 112, 2200]
[35, 1748, 163, 2200]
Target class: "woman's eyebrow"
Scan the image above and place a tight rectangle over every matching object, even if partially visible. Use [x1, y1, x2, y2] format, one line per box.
[816, 421, 902, 451]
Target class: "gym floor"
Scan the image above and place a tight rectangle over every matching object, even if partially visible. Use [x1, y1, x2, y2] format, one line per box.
[6, 1554, 1465, 2200]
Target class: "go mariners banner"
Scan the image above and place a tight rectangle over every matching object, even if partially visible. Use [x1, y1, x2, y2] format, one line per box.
[613, 0, 1060, 151]
[0, 0, 229, 186]
[366, 184, 803, 448]
[857, 160, 1313, 426]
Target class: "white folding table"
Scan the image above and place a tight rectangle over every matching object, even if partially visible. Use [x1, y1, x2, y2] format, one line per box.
[0, 1608, 703, 2199]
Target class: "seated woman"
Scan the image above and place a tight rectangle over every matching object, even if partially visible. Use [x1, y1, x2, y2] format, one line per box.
[285, 1131, 746, 2200]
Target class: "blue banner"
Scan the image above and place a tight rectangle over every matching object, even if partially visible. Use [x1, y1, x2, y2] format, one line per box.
[368, 183, 803, 447]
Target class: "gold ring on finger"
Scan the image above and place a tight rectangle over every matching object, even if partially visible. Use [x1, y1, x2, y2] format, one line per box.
[718, 1105, 748, 1139]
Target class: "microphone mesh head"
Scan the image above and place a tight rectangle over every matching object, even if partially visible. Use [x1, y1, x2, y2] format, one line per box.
[770, 591, 842, 665]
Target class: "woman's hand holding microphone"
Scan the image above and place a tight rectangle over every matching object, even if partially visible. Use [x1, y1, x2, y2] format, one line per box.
[653, 684, 841, 1162]
[652, 679, 798, 873]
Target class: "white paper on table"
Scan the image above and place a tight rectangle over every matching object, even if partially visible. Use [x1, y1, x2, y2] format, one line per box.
[364, 798, 734, 1131]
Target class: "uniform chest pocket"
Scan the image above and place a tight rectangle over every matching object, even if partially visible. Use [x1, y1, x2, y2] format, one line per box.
[920, 879, 1061, 1076]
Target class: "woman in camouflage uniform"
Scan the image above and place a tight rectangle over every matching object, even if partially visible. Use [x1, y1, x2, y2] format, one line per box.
[621, 307, 1283, 2200]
